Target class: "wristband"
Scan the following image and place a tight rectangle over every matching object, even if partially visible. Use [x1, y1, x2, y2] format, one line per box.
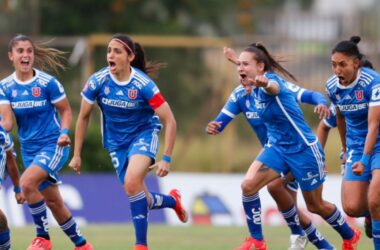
[263, 81, 272, 89]
[60, 128, 69, 135]
[360, 154, 371, 167]
[13, 186, 21, 194]
[162, 155, 172, 163]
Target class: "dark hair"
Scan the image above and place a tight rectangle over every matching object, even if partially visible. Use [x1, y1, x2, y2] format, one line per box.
[8, 34, 66, 74]
[243, 42, 297, 81]
[111, 34, 163, 77]
[332, 36, 363, 60]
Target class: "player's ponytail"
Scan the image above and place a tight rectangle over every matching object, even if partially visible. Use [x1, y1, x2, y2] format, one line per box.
[245, 42, 297, 82]
[8, 34, 66, 74]
[332, 35, 363, 60]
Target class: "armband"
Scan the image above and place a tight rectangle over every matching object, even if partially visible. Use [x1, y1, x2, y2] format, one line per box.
[162, 155, 172, 163]
[360, 154, 371, 167]
[13, 186, 21, 194]
[60, 128, 69, 135]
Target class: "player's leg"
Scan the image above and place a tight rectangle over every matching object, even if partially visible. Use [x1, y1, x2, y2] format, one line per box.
[41, 185, 92, 250]
[369, 153, 380, 248]
[124, 154, 152, 250]
[0, 210, 10, 250]
[235, 146, 284, 250]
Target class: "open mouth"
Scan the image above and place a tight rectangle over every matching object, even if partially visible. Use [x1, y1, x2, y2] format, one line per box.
[108, 61, 116, 71]
[337, 76, 345, 82]
[240, 74, 247, 79]
[21, 59, 30, 67]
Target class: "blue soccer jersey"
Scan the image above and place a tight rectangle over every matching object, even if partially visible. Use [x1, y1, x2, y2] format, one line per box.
[82, 66, 164, 152]
[325, 67, 380, 150]
[323, 104, 337, 128]
[216, 81, 312, 146]
[252, 73, 318, 153]
[0, 70, 65, 145]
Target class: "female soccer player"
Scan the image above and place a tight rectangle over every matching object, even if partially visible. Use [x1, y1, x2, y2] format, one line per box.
[207, 47, 333, 250]
[68, 34, 188, 250]
[325, 36, 380, 249]
[0, 34, 93, 250]
[219, 42, 360, 250]
[0, 127, 25, 250]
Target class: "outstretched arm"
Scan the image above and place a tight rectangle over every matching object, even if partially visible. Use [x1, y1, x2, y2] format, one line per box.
[6, 150, 24, 204]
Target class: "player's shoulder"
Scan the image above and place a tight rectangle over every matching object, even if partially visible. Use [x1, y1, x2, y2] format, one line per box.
[229, 84, 246, 101]
[131, 67, 154, 89]
[360, 67, 380, 86]
[325, 75, 338, 93]
[0, 73, 17, 89]
[35, 69, 56, 87]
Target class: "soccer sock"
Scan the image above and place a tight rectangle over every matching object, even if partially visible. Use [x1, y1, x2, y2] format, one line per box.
[324, 208, 354, 240]
[0, 229, 10, 250]
[372, 220, 380, 249]
[59, 216, 86, 246]
[129, 191, 149, 246]
[281, 205, 305, 235]
[148, 192, 176, 209]
[28, 199, 50, 240]
[303, 222, 334, 249]
[242, 193, 263, 240]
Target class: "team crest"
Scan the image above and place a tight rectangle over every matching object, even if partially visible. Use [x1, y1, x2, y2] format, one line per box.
[245, 99, 250, 108]
[128, 89, 138, 99]
[355, 90, 364, 101]
[32, 87, 41, 97]
[11, 89, 17, 97]
[104, 87, 110, 95]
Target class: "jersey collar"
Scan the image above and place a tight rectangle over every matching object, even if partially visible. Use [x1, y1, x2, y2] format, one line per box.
[12, 68, 39, 85]
[337, 69, 361, 89]
[109, 67, 135, 86]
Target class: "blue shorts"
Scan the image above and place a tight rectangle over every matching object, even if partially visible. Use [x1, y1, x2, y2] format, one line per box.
[286, 179, 299, 192]
[109, 128, 160, 184]
[21, 142, 70, 190]
[257, 143, 326, 192]
[344, 146, 380, 181]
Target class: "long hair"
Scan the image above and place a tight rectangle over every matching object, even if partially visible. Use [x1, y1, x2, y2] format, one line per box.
[8, 34, 66, 74]
[244, 42, 297, 82]
[111, 34, 164, 77]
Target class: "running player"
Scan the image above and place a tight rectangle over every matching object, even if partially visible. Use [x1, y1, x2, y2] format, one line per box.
[68, 34, 188, 250]
[0, 34, 93, 250]
[325, 36, 380, 249]
[211, 46, 333, 250]
[225, 42, 360, 250]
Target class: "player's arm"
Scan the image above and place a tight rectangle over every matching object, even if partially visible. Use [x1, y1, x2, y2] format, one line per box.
[206, 112, 234, 135]
[335, 107, 347, 154]
[224, 47, 238, 65]
[300, 90, 330, 119]
[316, 120, 331, 149]
[352, 105, 380, 175]
[0, 104, 13, 132]
[69, 99, 94, 174]
[54, 98, 72, 147]
[153, 102, 176, 177]
[6, 150, 24, 204]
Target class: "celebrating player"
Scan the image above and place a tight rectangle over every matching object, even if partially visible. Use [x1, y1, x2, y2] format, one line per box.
[69, 33, 188, 250]
[325, 36, 380, 249]
[0, 34, 93, 250]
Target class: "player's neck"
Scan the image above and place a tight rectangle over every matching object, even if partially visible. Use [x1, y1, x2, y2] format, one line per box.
[113, 67, 131, 82]
[15, 69, 34, 82]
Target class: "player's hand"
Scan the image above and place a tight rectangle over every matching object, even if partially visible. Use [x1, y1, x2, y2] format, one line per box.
[254, 75, 269, 88]
[206, 121, 222, 135]
[57, 134, 71, 147]
[352, 161, 365, 176]
[69, 156, 81, 174]
[149, 160, 170, 177]
[15, 192, 25, 204]
[314, 104, 330, 119]
[223, 47, 238, 64]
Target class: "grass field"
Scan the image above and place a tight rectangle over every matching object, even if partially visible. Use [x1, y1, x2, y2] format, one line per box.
[11, 224, 372, 249]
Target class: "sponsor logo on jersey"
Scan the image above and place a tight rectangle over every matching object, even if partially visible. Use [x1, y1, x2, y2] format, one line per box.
[128, 89, 138, 99]
[337, 103, 367, 112]
[101, 97, 137, 108]
[11, 100, 47, 109]
[355, 90, 363, 101]
[32, 87, 41, 97]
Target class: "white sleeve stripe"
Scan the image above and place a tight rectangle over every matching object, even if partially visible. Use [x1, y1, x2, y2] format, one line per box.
[221, 108, 236, 118]
[297, 88, 305, 103]
[0, 100, 10, 105]
[81, 93, 95, 104]
[51, 94, 66, 104]
[323, 119, 333, 128]
[369, 101, 380, 107]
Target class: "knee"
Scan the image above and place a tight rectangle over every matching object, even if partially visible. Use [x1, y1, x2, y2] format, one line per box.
[305, 201, 323, 214]
[342, 203, 364, 217]
[368, 196, 380, 215]
[267, 180, 283, 196]
[20, 177, 36, 196]
[45, 198, 64, 211]
[124, 179, 142, 195]
[241, 180, 258, 195]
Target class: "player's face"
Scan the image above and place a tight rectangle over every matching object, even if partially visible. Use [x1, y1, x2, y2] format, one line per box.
[107, 40, 134, 75]
[237, 51, 264, 93]
[8, 40, 34, 75]
[331, 52, 360, 86]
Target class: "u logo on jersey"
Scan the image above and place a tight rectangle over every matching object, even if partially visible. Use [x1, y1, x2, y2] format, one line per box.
[32, 87, 41, 97]
[355, 90, 363, 101]
[128, 89, 138, 99]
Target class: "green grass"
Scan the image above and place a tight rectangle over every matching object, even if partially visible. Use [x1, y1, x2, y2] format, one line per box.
[11, 224, 372, 249]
